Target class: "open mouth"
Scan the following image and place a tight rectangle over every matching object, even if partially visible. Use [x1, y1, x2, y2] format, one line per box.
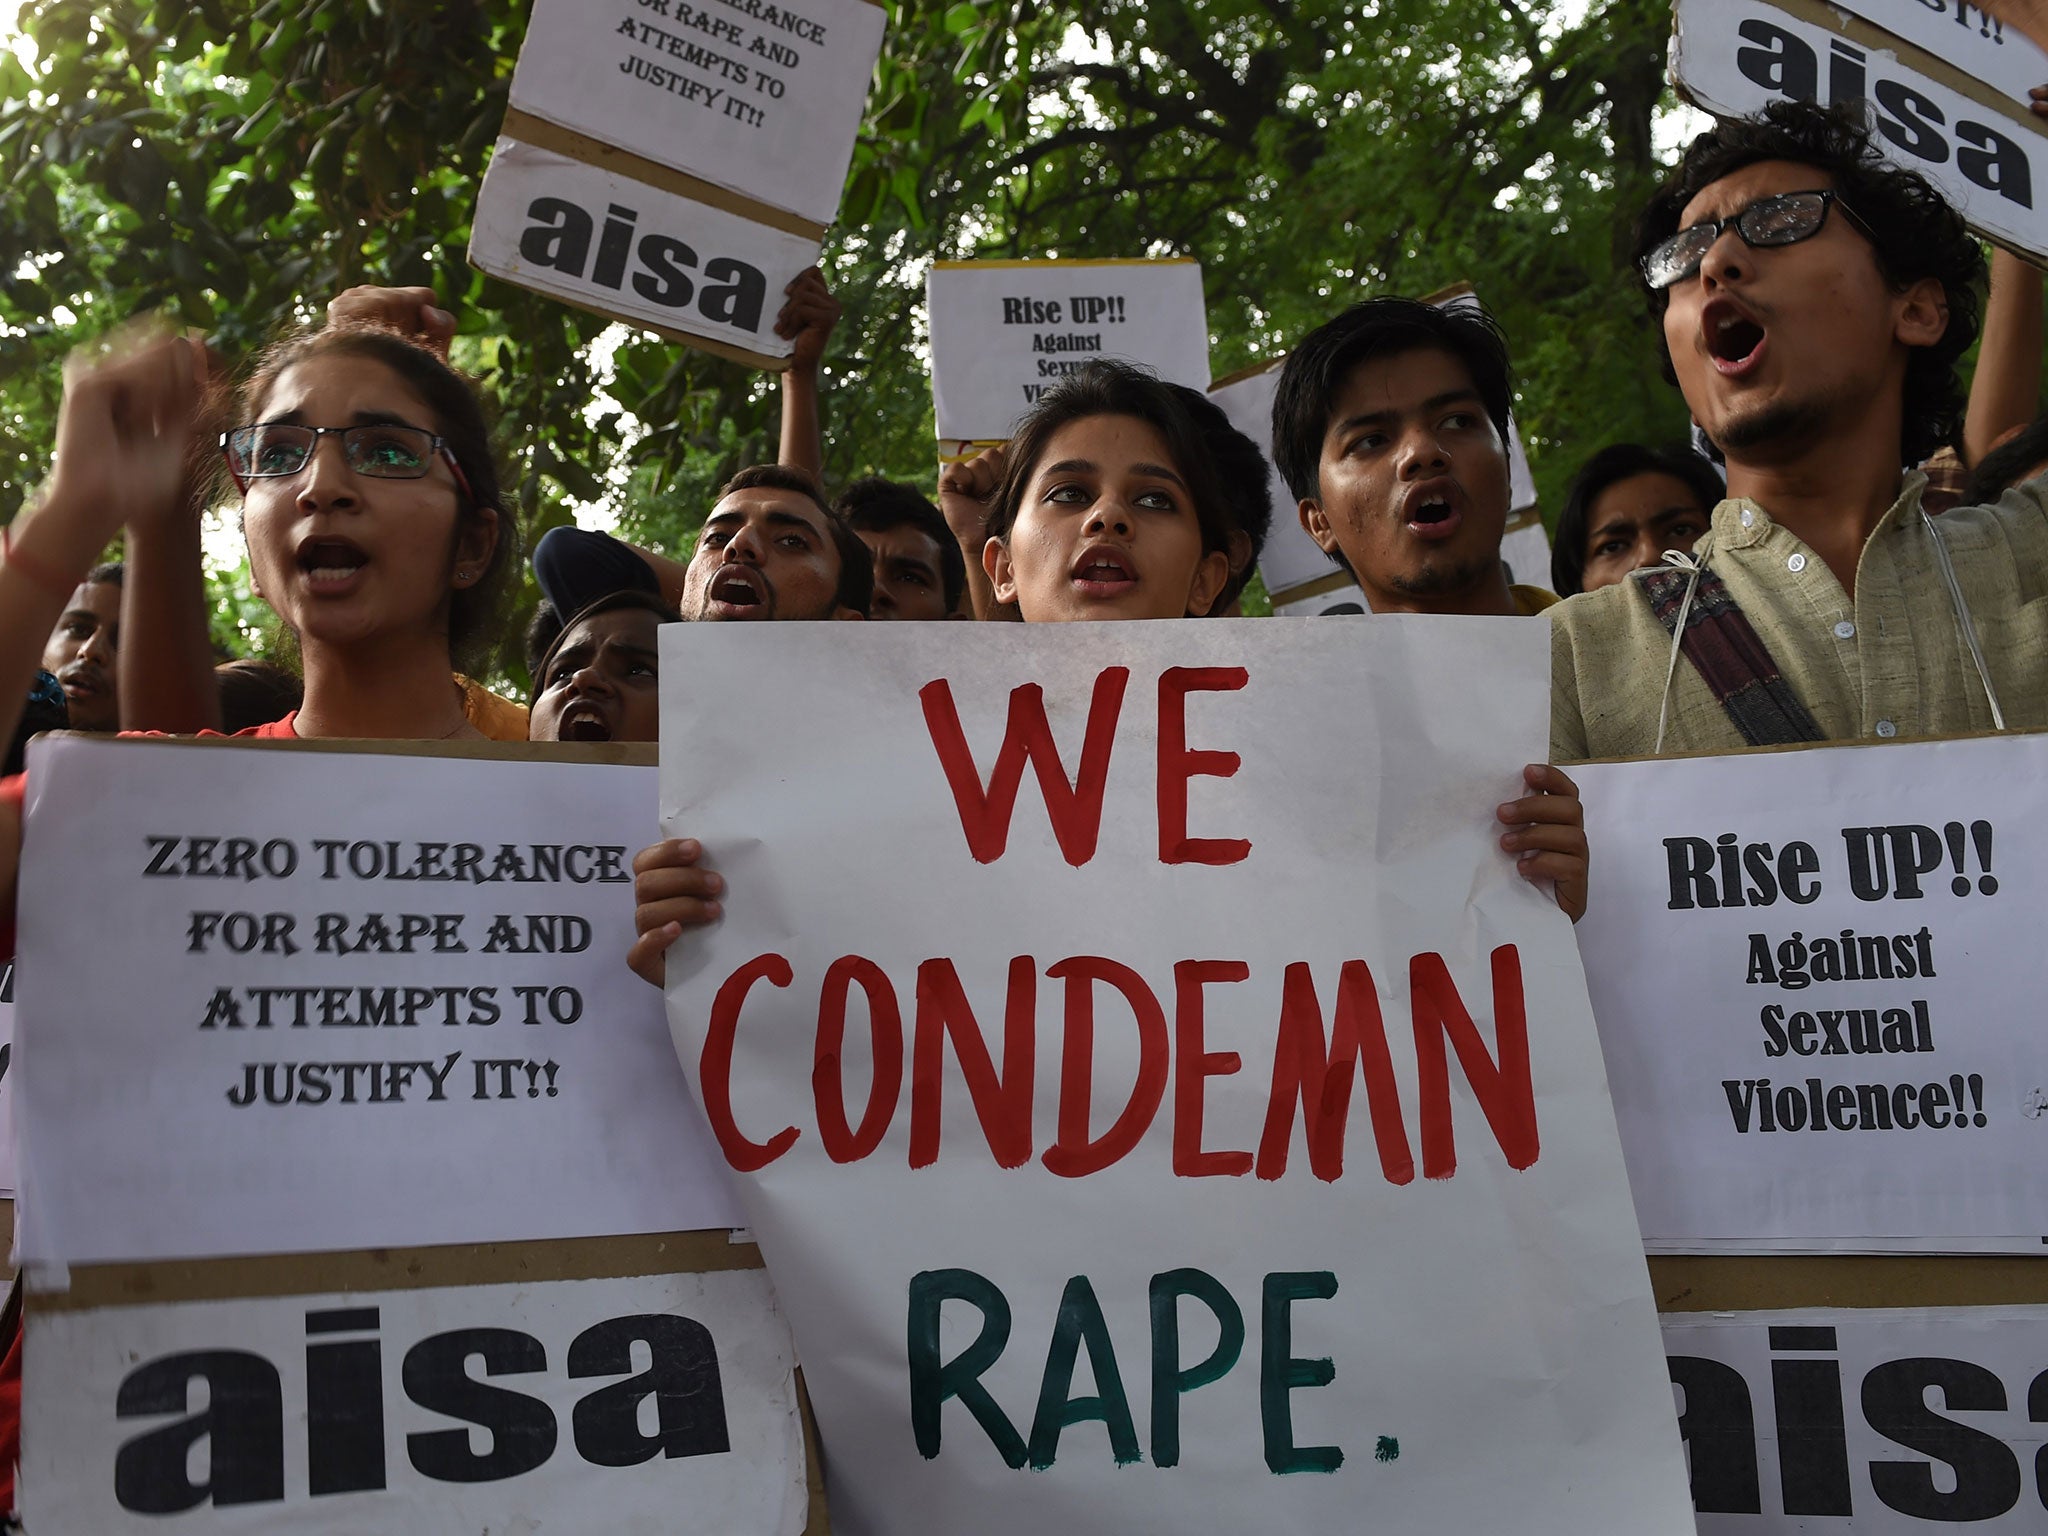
[1070, 546, 1137, 594]
[557, 706, 613, 743]
[1410, 498, 1453, 527]
[1705, 303, 1766, 372]
[57, 667, 107, 699]
[707, 566, 767, 616]
[1402, 479, 1464, 540]
[297, 537, 369, 594]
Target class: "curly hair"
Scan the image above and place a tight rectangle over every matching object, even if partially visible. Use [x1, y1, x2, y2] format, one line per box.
[1632, 100, 1984, 467]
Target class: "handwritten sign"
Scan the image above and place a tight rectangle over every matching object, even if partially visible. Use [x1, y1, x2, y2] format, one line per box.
[509, 0, 886, 227]
[1574, 734, 2048, 1252]
[657, 619, 1694, 1535]
[1661, 1304, 2048, 1530]
[927, 259, 1212, 445]
[1674, 0, 2048, 262]
[13, 738, 742, 1267]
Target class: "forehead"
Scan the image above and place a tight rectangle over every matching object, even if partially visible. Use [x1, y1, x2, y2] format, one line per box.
[1679, 158, 1833, 226]
[1329, 344, 1480, 424]
[1032, 412, 1177, 473]
[560, 607, 662, 653]
[705, 487, 832, 537]
[858, 523, 943, 566]
[66, 581, 121, 621]
[1589, 471, 1713, 522]
[256, 352, 437, 427]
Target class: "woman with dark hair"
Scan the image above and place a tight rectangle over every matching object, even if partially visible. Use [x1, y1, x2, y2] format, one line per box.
[1550, 443, 1723, 597]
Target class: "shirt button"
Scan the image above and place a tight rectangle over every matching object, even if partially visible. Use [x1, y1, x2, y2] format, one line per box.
[1833, 620, 1856, 639]
[1787, 553, 1807, 572]
[1740, 508, 1755, 528]
[1875, 719, 1898, 738]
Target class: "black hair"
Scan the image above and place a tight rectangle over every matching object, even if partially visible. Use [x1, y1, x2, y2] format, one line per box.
[1631, 100, 1984, 468]
[214, 658, 305, 735]
[986, 360, 1236, 567]
[524, 600, 564, 680]
[1963, 414, 2048, 506]
[834, 476, 967, 614]
[241, 323, 520, 673]
[533, 589, 678, 691]
[83, 561, 123, 588]
[1269, 297, 1515, 509]
[1550, 443, 1725, 596]
[1166, 383, 1273, 613]
[716, 464, 873, 617]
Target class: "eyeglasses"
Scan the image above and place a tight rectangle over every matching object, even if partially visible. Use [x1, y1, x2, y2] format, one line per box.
[220, 423, 473, 500]
[1640, 190, 1874, 291]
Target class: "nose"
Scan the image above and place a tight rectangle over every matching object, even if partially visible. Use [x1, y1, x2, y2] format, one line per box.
[1630, 530, 1668, 573]
[78, 625, 115, 664]
[296, 433, 359, 511]
[569, 662, 615, 698]
[870, 581, 898, 616]
[722, 522, 766, 564]
[1395, 420, 1448, 479]
[1696, 224, 1748, 289]
[1084, 499, 1133, 537]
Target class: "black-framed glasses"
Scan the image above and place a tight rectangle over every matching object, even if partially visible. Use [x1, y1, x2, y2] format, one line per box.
[1640, 190, 1875, 291]
[220, 422, 473, 500]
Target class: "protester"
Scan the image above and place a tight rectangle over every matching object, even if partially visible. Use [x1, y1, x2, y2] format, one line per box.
[1550, 444, 1722, 597]
[1270, 297, 1557, 616]
[833, 477, 966, 620]
[40, 560, 122, 731]
[214, 657, 304, 736]
[1171, 383, 1275, 614]
[630, 362, 1588, 986]
[679, 465, 872, 622]
[774, 265, 841, 483]
[528, 590, 673, 744]
[1547, 101, 2048, 762]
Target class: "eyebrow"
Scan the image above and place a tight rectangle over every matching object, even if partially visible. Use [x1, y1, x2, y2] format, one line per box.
[1331, 388, 1483, 436]
[260, 409, 424, 429]
[1037, 458, 1189, 488]
[887, 553, 939, 579]
[703, 509, 821, 538]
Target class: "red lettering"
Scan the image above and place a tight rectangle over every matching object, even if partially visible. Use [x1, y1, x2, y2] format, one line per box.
[702, 953, 800, 1171]
[909, 956, 1036, 1169]
[1256, 961, 1414, 1185]
[812, 956, 903, 1163]
[1157, 667, 1251, 865]
[1411, 946, 1539, 1178]
[1171, 959, 1253, 1177]
[1041, 956, 1168, 1178]
[918, 669, 1129, 866]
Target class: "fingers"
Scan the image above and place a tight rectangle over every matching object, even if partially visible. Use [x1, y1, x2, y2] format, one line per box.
[2032, 84, 2048, 119]
[631, 839, 724, 981]
[1497, 792, 1583, 828]
[1520, 762, 1578, 798]
[327, 285, 456, 354]
[628, 925, 677, 990]
[1516, 852, 1588, 923]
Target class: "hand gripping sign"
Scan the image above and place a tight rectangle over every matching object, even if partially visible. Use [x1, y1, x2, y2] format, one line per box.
[657, 618, 1694, 1536]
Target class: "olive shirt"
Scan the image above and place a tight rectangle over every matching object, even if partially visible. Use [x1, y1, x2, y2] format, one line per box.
[1549, 472, 2048, 763]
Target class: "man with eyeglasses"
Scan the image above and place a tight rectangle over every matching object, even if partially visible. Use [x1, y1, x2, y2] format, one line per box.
[1546, 99, 2048, 762]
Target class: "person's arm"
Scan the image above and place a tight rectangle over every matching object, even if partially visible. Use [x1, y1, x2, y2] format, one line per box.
[326, 284, 456, 358]
[1963, 249, 2043, 468]
[936, 444, 1005, 621]
[774, 267, 840, 482]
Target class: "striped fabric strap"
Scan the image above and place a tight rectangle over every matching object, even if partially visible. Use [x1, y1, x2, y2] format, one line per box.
[1633, 563, 1826, 748]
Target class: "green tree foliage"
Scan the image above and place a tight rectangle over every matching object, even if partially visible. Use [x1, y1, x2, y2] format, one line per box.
[1, 0, 1697, 676]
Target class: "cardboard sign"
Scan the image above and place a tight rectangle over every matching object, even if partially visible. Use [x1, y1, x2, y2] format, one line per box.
[1829, 0, 2048, 105]
[470, 137, 820, 369]
[509, 0, 887, 228]
[927, 259, 1212, 445]
[1673, 0, 2048, 262]
[657, 619, 1694, 1535]
[14, 738, 743, 1268]
[1574, 734, 2048, 1253]
[1659, 1305, 2048, 1530]
[23, 1244, 812, 1535]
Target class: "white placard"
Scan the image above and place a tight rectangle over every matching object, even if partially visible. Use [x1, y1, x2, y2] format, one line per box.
[1659, 1305, 2048, 1530]
[1830, 0, 2048, 106]
[657, 619, 1694, 1536]
[927, 260, 1212, 443]
[1500, 516, 1554, 593]
[509, 0, 886, 228]
[471, 138, 819, 362]
[0, 961, 15, 1199]
[23, 1266, 807, 1533]
[1674, 0, 2048, 263]
[14, 739, 743, 1268]
[1271, 586, 1372, 618]
[1574, 734, 2048, 1253]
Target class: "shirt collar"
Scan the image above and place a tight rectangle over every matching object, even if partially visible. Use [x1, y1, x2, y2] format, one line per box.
[1707, 471, 1927, 552]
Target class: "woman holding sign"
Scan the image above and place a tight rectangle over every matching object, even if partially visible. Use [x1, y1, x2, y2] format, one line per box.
[630, 362, 1588, 987]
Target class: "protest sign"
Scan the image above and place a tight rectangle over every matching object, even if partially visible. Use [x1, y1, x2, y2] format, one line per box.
[1828, 1, 2048, 106]
[13, 737, 742, 1268]
[470, 138, 821, 369]
[1500, 510, 1554, 592]
[1673, 0, 2048, 262]
[508, 0, 887, 229]
[1573, 733, 2048, 1252]
[928, 259, 1212, 446]
[22, 1239, 815, 1535]
[1659, 1304, 2048, 1530]
[658, 619, 1694, 1535]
